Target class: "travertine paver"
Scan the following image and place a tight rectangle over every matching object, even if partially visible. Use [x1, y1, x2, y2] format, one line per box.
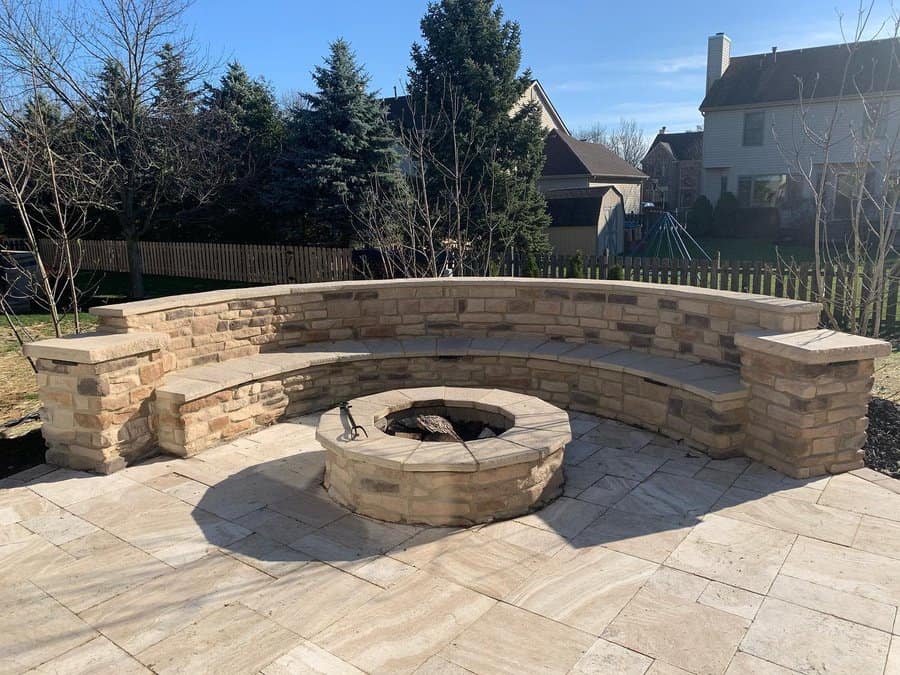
[741, 597, 891, 674]
[438, 602, 595, 675]
[569, 638, 653, 674]
[316, 572, 495, 674]
[602, 585, 750, 675]
[666, 514, 795, 594]
[2, 411, 899, 674]
[506, 545, 657, 633]
[29, 636, 149, 674]
[136, 604, 300, 674]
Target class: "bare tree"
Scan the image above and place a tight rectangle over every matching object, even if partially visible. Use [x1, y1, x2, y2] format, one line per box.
[0, 0, 222, 299]
[776, 1, 900, 337]
[353, 86, 527, 278]
[576, 117, 649, 168]
[0, 66, 102, 346]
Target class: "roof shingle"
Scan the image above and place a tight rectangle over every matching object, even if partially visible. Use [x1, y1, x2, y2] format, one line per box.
[701, 37, 900, 110]
[543, 130, 646, 179]
[646, 131, 703, 161]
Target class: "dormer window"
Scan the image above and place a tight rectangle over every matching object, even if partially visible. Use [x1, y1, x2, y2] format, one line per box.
[742, 111, 765, 146]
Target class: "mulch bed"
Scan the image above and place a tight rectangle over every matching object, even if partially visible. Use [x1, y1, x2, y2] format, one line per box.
[864, 397, 900, 478]
[0, 427, 46, 479]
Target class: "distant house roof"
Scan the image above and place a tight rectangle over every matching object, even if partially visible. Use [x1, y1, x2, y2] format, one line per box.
[382, 94, 414, 128]
[526, 80, 570, 134]
[543, 129, 646, 180]
[544, 186, 622, 228]
[645, 131, 703, 162]
[700, 37, 900, 110]
[382, 80, 569, 133]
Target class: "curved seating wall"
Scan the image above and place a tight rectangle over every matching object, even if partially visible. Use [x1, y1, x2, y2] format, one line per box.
[24, 278, 890, 479]
[90, 278, 822, 370]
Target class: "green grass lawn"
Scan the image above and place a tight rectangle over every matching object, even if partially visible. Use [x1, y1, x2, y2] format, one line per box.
[633, 237, 816, 263]
[81, 271, 255, 305]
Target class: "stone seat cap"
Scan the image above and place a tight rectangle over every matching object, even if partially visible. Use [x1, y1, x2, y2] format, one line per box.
[156, 337, 749, 403]
[23, 331, 169, 364]
[89, 278, 822, 317]
[316, 387, 571, 472]
[735, 329, 892, 364]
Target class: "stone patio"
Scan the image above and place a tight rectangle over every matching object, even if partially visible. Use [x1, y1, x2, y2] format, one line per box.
[1, 412, 899, 675]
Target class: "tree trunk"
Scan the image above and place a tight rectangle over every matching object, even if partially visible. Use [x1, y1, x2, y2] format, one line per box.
[126, 236, 145, 299]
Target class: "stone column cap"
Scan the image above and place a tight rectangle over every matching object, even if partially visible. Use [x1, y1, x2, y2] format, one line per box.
[23, 331, 170, 364]
[735, 328, 892, 364]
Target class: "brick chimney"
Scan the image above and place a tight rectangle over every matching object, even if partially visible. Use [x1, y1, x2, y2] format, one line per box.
[706, 32, 731, 93]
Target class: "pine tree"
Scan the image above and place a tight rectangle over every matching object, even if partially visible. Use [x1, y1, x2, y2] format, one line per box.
[153, 43, 195, 119]
[278, 39, 400, 246]
[408, 0, 550, 265]
[199, 62, 283, 241]
[202, 62, 282, 170]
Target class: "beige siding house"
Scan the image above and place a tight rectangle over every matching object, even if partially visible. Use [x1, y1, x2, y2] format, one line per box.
[539, 130, 646, 215]
[384, 83, 643, 255]
[700, 34, 900, 236]
[513, 80, 570, 134]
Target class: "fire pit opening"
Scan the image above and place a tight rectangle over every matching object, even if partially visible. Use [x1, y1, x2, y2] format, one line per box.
[377, 404, 511, 442]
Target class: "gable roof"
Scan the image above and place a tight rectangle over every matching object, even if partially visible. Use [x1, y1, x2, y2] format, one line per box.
[545, 186, 622, 228]
[382, 80, 569, 133]
[645, 131, 703, 162]
[701, 37, 900, 110]
[543, 129, 646, 180]
[526, 80, 570, 134]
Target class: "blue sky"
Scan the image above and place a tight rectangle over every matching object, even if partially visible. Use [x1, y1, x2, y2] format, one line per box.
[185, 0, 893, 137]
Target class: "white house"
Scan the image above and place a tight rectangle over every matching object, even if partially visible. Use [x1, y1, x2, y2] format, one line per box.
[700, 34, 900, 236]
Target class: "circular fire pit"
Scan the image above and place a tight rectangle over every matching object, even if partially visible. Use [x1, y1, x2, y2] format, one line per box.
[315, 387, 570, 526]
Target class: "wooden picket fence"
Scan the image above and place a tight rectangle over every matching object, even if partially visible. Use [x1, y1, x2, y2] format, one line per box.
[4, 236, 899, 334]
[498, 251, 900, 335]
[34, 239, 356, 284]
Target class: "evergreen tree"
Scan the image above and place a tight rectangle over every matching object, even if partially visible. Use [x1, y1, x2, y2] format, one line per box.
[275, 39, 400, 246]
[153, 43, 196, 119]
[407, 0, 550, 266]
[149, 43, 203, 239]
[199, 62, 283, 241]
[202, 62, 282, 173]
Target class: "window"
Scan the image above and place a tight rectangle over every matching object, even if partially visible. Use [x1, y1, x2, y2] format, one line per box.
[719, 175, 728, 199]
[737, 174, 788, 207]
[742, 111, 765, 146]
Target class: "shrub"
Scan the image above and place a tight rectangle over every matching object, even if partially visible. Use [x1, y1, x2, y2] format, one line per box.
[567, 250, 584, 278]
[608, 264, 625, 280]
[523, 250, 541, 277]
[712, 192, 740, 234]
[687, 196, 714, 235]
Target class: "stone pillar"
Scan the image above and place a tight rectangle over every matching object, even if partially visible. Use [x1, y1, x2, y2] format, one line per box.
[24, 332, 172, 473]
[735, 329, 891, 478]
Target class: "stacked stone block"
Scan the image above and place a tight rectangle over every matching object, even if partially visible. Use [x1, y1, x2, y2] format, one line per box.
[326, 445, 564, 527]
[153, 352, 747, 459]
[91, 279, 822, 370]
[736, 329, 890, 478]
[23, 333, 173, 473]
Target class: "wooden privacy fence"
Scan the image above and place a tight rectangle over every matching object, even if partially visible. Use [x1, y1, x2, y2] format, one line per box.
[6, 237, 899, 334]
[36, 239, 355, 284]
[498, 251, 900, 335]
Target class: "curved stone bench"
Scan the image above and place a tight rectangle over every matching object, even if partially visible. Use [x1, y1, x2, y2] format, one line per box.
[152, 336, 747, 459]
[24, 278, 891, 478]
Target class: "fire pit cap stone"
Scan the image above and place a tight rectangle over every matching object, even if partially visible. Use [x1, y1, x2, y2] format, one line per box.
[315, 386, 572, 472]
